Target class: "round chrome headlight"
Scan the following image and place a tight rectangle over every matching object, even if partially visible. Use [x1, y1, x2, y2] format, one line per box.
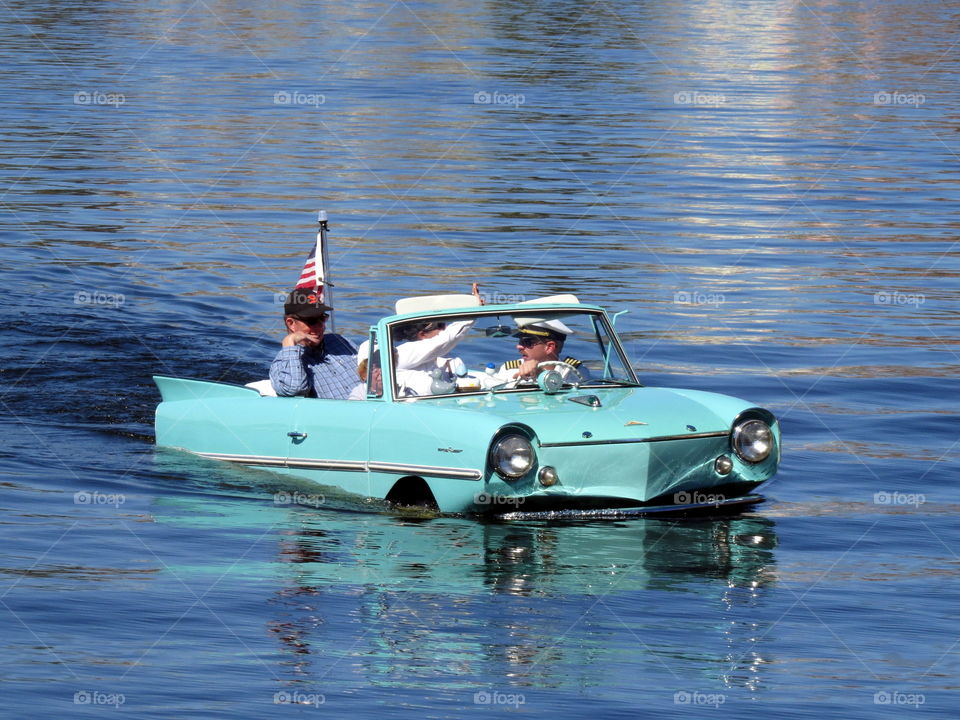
[490, 434, 535, 479]
[732, 419, 773, 463]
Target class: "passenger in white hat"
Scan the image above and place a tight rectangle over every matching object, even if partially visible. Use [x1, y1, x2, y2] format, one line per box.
[354, 339, 434, 398]
[349, 340, 374, 400]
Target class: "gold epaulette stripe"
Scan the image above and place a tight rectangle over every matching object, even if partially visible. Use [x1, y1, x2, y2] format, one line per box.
[563, 357, 582, 367]
[504, 359, 522, 370]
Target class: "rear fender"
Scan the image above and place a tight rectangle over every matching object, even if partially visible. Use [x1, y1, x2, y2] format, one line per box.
[154, 376, 258, 402]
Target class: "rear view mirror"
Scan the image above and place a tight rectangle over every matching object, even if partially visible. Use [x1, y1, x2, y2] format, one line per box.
[485, 325, 513, 338]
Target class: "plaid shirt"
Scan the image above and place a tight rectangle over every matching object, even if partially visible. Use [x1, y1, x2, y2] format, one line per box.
[269, 334, 360, 400]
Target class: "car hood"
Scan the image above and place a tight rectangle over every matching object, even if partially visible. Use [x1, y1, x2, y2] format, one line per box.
[421, 386, 759, 445]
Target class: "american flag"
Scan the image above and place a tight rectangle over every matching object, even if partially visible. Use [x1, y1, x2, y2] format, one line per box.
[294, 236, 324, 292]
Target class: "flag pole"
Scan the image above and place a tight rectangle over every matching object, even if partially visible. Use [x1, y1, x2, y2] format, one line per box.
[318, 209, 334, 333]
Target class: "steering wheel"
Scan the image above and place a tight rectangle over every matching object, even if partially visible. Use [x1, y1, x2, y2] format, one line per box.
[486, 360, 586, 391]
[534, 360, 585, 386]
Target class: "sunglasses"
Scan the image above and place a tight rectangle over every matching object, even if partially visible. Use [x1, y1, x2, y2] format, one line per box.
[296, 314, 328, 325]
[517, 335, 545, 348]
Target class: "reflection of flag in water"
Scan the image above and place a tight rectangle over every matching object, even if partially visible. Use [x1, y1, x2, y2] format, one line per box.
[294, 234, 324, 293]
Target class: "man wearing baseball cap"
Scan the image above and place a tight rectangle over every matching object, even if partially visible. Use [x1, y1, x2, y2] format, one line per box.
[269, 288, 360, 399]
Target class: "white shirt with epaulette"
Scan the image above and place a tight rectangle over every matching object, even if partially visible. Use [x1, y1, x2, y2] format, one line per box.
[495, 356, 587, 383]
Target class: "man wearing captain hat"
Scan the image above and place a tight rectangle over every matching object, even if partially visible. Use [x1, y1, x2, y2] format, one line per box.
[496, 317, 587, 383]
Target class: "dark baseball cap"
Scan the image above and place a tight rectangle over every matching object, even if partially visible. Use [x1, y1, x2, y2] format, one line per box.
[284, 288, 333, 318]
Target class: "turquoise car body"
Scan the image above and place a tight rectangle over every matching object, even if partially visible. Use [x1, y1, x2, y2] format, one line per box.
[154, 300, 780, 515]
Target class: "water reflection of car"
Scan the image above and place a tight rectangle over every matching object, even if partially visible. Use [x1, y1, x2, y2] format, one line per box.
[262, 511, 779, 690]
[154, 294, 781, 515]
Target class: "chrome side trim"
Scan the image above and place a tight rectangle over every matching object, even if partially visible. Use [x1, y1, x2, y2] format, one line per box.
[539, 431, 728, 448]
[368, 461, 482, 481]
[199, 452, 288, 466]
[195, 452, 480, 480]
[198, 453, 366, 473]
[287, 459, 367, 472]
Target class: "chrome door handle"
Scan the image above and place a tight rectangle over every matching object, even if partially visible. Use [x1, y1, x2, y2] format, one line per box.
[287, 431, 308, 439]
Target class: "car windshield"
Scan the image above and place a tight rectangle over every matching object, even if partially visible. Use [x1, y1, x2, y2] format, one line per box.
[386, 308, 639, 399]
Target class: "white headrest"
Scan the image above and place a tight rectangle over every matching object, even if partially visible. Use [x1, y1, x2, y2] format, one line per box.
[395, 294, 481, 315]
[518, 294, 580, 305]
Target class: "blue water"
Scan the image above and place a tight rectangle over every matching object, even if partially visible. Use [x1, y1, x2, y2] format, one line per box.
[1, 0, 958, 716]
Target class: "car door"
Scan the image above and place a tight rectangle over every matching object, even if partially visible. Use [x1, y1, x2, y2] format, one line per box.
[282, 397, 379, 500]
